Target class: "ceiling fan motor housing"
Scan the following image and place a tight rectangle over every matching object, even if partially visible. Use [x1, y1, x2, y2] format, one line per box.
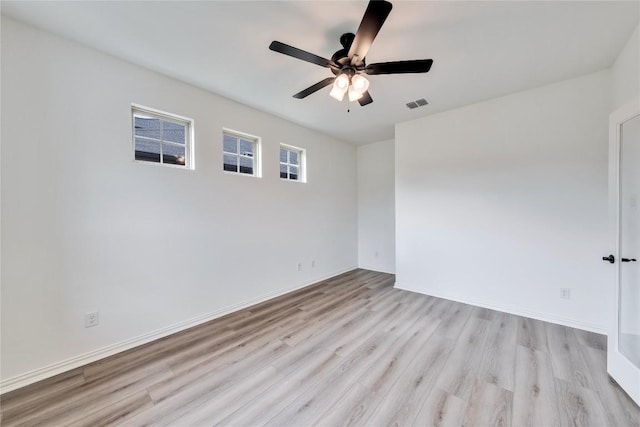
[332, 33, 365, 75]
[331, 33, 366, 76]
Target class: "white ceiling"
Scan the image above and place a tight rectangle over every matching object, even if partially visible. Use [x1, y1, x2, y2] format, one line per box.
[2, 1, 638, 145]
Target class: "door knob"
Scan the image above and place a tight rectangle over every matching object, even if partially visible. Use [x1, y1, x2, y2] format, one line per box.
[602, 254, 615, 263]
[621, 258, 637, 262]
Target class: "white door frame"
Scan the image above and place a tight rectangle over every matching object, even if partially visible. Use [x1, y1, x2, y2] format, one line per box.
[607, 97, 640, 406]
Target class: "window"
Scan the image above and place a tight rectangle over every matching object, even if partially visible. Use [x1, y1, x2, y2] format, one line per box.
[132, 105, 193, 169]
[223, 129, 261, 176]
[280, 144, 305, 182]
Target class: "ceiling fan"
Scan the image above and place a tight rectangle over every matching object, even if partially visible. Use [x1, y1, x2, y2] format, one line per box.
[269, 0, 433, 107]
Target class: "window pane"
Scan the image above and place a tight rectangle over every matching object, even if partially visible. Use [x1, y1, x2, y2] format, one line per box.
[280, 163, 288, 179]
[162, 121, 186, 144]
[280, 148, 288, 163]
[223, 135, 238, 153]
[135, 138, 161, 163]
[290, 151, 299, 165]
[239, 156, 254, 175]
[289, 165, 299, 180]
[134, 116, 161, 140]
[239, 139, 254, 157]
[224, 154, 238, 172]
[163, 143, 186, 165]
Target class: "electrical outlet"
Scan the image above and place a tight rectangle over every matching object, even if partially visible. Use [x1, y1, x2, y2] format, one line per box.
[560, 288, 571, 299]
[374, 251, 379, 258]
[311, 260, 316, 268]
[297, 262, 302, 271]
[85, 311, 99, 328]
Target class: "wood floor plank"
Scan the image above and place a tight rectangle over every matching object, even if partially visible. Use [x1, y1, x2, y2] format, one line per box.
[121, 342, 288, 427]
[357, 333, 455, 427]
[383, 296, 437, 337]
[160, 327, 241, 369]
[412, 388, 467, 427]
[472, 306, 495, 321]
[361, 284, 396, 309]
[426, 297, 456, 319]
[216, 350, 345, 426]
[462, 378, 513, 427]
[332, 302, 404, 356]
[581, 346, 640, 427]
[166, 307, 305, 375]
[3, 270, 639, 427]
[280, 292, 387, 348]
[3, 361, 173, 426]
[162, 366, 281, 427]
[434, 300, 473, 340]
[512, 345, 560, 427]
[67, 390, 153, 427]
[228, 303, 304, 334]
[314, 317, 444, 426]
[554, 378, 609, 427]
[0, 368, 85, 415]
[361, 273, 395, 290]
[299, 284, 372, 318]
[263, 330, 404, 426]
[148, 338, 289, 405]
[575, 329, 607, 351]
[435, 316, 490, 401]
[365, 288, 407, 311]
[230, 288, 325, 324]
[268, 301, 403, 381]
[476, 311, 518, 392]
[518, 317, 550, 353]
[546, 323, 596, 390]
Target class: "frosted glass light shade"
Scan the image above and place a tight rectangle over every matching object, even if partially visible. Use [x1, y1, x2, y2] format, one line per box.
[352, 74, 369, 92]
[329, 74, 349, 101]
[348, 74, 369, 101]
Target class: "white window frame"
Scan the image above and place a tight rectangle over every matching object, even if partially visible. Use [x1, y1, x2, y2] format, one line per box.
[131, 104, 194, 170]
[222, 128, 262, 178]
[280, 143, 306, 183]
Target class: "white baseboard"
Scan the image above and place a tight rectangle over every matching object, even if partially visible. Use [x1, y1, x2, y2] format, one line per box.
[0, 266, 357, 394]
[394, 282, 607, 335]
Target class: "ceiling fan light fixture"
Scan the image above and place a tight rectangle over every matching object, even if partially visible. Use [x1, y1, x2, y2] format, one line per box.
[348, 85, 363, 102]
[329, 73, 350, 101]
[352, 74, 369, 92]
[348, 74, 369, 101]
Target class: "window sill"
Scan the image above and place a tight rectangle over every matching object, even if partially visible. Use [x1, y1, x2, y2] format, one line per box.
[133, 159, 193, 170]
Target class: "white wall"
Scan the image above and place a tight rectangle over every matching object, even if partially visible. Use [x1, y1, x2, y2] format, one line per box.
[357, 140, 395, 274]
[612, 24, 639, 110]
[0, 17, 357, 388]
[395, 70, 612, 332]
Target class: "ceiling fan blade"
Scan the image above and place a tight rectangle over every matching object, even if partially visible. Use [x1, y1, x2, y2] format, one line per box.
[293, 77, 336, 99]
[365, 59, 433, 75]
[270, 41, 336, 68]
[358, 90, 373, 106]
[347, 0, 393, 66]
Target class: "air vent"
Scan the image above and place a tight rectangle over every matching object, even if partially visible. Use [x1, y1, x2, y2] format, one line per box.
[406, 98, 429, 109]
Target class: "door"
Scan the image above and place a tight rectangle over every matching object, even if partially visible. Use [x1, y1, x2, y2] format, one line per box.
[607, 98, 640, 406]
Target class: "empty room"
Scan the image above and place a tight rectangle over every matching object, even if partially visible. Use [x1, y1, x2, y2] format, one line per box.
[1, 0, 639, 425]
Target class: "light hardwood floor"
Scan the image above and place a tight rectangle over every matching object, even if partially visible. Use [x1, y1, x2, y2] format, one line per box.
[1, 269, 639, 426]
